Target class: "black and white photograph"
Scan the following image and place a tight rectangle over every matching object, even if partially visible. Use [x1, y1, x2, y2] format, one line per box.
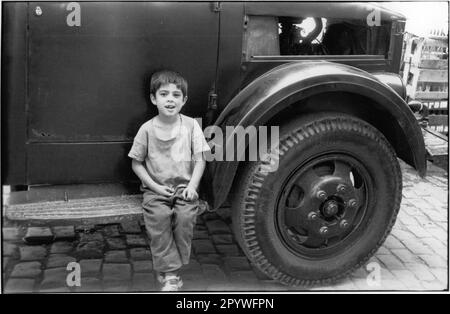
[1, 0, 448, 297]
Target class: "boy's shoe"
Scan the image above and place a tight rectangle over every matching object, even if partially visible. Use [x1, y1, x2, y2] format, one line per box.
[156, 272, 164, 284]
[161, 275, 183, 292]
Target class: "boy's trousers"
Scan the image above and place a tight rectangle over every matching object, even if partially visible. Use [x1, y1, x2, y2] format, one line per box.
[142, 189, 199, 273]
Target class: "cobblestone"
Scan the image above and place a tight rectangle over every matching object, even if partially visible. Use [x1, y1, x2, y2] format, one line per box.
[192, 239, 216, 254]
[390, 249, 422, 265]
[375, 246, 391, 255]
[120, 221, 142, 234]
[131, 273, 156, 292]
[223, 256, 252, 272]
[419, 255, 447, 268]
[102, 263, 132, 280]
[406, 263, 438, 281]
[182, 273, 208, 291]
[52, 226, 76, 241]
[421, 281, 447, 290]
[196, 254, 222, 265]
[4, 278, 35, 293]
[104, 250, 128, 263]
[103, 281, 130, 292]
[19, 246, 47, 261]
[79, 259, 102, 277]
[23, 227, 54, 244]
[405, 225, 434, 238]
[420, 238, 447, 255]
[75, 234, 104, 259]
[205, 220, 231, 235]
[211, 234, 234, 244]
[3, 257, 11, 270]
[50, 242, 73, 254]
[430, 268, 448, 285]
[46, 254, 76, 268]
[103, 225, 121, 238]
[376, 255, 405, 270]
[400, 239, 435, 255]
[106, 238, 127, 250]
[216, 244, 241, 256]
[132, 260, 153, 273]
[228, 270, 259, 284]
[4, 243, 19, 257]
[125, 234, 147, 247]
[181, 260, 202, 274]
[193, 229, 210, 239]
[383, 236, 406, 249]
[391, 269, 424, 290]
[74, 277, 102, 292]
[41, 267, 68, 289]
[201, 264, 228, 283]
[75, 224, 96, 233]
[79, 232, 104, 243]
[129, 248, 152, 260]
[10, 261, 42, 278]
[3, 227, 21, 241]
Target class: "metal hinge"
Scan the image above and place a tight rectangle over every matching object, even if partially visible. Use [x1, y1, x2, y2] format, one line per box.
[208, 90, 218, 110]
[212, 2, 221, 12]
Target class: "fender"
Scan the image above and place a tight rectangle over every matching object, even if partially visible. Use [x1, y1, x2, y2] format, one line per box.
[209, 61, 426, 209]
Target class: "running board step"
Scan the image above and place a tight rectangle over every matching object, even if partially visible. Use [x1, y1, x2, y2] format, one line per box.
[4, 195, 143, 221]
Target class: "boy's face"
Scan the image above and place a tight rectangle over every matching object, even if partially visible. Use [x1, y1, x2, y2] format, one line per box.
[150, 83, 187, 118]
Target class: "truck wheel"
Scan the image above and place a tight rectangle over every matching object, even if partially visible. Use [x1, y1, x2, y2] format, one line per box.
[231, 113, 402, 286]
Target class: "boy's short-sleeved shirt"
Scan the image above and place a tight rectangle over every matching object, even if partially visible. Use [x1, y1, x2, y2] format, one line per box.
[128, 114, 210, 189]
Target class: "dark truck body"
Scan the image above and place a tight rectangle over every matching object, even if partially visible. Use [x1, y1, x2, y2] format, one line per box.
[2, 2, 425, 208]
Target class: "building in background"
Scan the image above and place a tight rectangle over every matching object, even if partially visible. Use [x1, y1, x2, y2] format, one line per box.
[383, 2, 448, 136]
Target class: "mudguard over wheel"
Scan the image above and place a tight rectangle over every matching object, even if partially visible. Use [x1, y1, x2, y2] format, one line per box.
[232, 113, 402, 286]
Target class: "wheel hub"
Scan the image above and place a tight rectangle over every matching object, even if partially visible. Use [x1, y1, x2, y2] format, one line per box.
[277, 154, 369, 255]
[322, 200, 339, 217]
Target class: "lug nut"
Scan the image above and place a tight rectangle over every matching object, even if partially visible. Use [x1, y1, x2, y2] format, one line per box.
[319, 226, 329, 235]
[308, 212, 318, 220]
[348, 199, 357, 207]
[340, 220, 349, 228]
[337, 184, 347, 193]
[317, 190, 327, 201]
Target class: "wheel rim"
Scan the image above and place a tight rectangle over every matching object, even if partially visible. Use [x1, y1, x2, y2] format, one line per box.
[276, 153, 373, 259]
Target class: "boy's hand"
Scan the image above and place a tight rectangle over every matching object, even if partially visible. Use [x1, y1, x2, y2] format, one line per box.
[153, 185, 175, 197]
[182, 186, 198, 201]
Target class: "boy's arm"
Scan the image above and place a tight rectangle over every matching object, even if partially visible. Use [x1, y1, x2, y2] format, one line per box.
[183, 152, 206, 201]
[187, 153, 206, 191]
[131, 159, 174, 196]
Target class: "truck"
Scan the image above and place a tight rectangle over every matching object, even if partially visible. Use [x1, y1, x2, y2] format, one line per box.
[2, 1, 426, 286]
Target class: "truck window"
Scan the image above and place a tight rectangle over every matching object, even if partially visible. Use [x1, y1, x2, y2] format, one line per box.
[245, 15, 392, 58]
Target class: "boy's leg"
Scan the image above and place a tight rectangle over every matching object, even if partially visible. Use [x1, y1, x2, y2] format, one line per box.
[142, 191, 183, 273]
[172, 197, 199, 265]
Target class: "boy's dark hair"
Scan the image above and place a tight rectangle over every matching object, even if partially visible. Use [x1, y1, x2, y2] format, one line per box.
[150, 70, 188, 97]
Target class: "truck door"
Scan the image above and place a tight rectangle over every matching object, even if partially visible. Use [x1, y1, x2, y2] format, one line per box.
[25, 2, 219, 184]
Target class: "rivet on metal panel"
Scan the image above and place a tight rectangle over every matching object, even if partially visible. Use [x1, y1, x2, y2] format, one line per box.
[35, 6, 43, 16]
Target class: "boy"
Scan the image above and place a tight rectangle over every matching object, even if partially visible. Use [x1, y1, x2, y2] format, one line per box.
[128, 70, 210, 291]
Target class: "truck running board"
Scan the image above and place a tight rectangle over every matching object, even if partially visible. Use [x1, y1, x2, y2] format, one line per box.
[4, 195, 143, 221]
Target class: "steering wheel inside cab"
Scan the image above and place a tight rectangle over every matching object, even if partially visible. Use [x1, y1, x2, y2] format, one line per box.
[279, 17, 325, 55]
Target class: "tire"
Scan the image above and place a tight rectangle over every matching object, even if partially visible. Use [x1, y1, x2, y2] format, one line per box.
[231, 112, 402, 286]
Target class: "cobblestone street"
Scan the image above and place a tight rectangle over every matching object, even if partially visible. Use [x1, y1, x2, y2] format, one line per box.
[2, 160, 448, 293]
